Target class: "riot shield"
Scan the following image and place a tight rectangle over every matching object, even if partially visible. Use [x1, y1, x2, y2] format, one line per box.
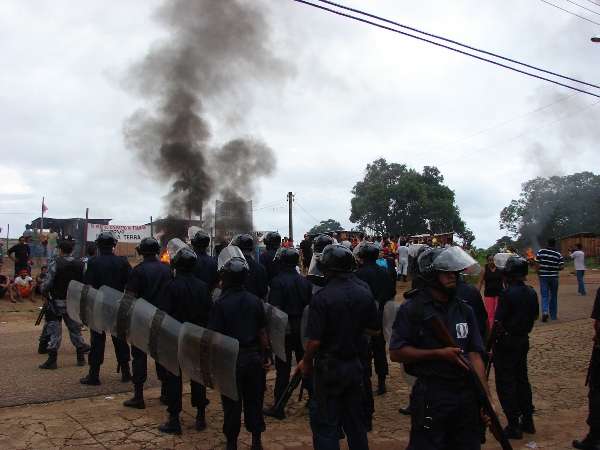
[307, 252, 323, 277]
[264, 303, 288, 362]
[218, 245, 245, 270]
[128, 296, 182, 376]
[97, 287, 182, 376]
[178, 322, 239, 401]
[66, 280, 103, 333]
[401, 364, 417, 387]
[301, 305, 310, 350]
[383, 300, 400, 352]
[97, 285, 136, 343]
[494, 253, 513, 269]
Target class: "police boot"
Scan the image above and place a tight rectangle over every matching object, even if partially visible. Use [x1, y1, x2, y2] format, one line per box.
[157, 414, 182, 435]
[119, 361, 132, 383]
[123, 383, 145, 409]
[38, 337, 50, 354]
[504, 417, 523, 440]
[80, 365, 101, 386]
[573, 435, 600, 450]
[250, 433, 263, 450]
[377, 374, 387, 395]
[194, 407, 206, 431]
[76, 349, 86, 367]
[39, 349, 57, 370]
[521, 415, 536, 434]
[226, 438, 238, 450]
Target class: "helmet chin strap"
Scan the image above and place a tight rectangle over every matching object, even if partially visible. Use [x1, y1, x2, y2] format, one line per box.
[426, 271, 458, 296]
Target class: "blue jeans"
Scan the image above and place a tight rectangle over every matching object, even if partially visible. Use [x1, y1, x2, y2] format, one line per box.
[539, 276, 559, 319]
[577, 270, 586, 295]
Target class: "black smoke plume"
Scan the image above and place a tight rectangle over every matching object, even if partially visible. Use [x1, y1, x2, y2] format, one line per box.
[122, 0, 291, 242]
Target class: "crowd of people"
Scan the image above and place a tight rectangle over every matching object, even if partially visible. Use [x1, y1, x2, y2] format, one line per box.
[2, 226, 599, 450]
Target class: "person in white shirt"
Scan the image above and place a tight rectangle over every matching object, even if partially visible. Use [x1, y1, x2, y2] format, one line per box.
[570, 243, 586, 296]
[395, 240, 410, 282]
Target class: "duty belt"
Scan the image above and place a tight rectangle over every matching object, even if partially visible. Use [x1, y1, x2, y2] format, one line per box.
[238, 345, 260, 354]
[419, 376, 470, 391]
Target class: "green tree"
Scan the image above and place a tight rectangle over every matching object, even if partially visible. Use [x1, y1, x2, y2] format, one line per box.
[499, 172, 600, 248]
[349, 158, 472, 240]
[308, 219, 343, 235]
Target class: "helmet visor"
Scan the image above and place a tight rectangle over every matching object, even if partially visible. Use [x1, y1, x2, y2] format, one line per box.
[493, 253, 513, 269]
[433, 246, 477, 272]
[166, 238, 191, 259]
[218, 245, 245, 270]
[408, 244, 425, 257]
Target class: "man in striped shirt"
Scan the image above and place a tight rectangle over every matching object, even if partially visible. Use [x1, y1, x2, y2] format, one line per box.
[535, 238, 564, 322]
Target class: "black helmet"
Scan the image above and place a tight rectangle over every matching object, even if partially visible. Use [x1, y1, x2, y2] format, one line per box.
[504, 255, 528, 281]
[96, 232, 117, 248]
[263, 231, 281, 248]
[191, 230, 210, 248]
[170, 248, 197, 272]
[136, 237, 160, 255]
[317, 244, 353, 273]
[313, 234, 333, 253]
[230, 234, 254, 255]
[274, 247, 300, 267]
[418, 247, 475, 282]
[358, 242, 380, 262]
[219, 257, 249, 286]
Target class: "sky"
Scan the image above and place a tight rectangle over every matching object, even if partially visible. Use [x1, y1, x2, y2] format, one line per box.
[1, 0, 599, 248]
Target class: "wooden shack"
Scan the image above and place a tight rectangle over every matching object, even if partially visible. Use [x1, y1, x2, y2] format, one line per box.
[559, 232, 599, 258]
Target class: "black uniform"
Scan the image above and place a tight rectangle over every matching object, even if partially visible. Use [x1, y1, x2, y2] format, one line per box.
[355, 261, 396, 380]
[268, 266, 312, 403]
[192, 251, 220, 291]
[259, 248, 280, 287]
[456, 279, 489, 349]
[82, 249, 132, 378]
[125, 256, 173, 388]
[208, 285, 267, 442]
[390, 289, 486, 449]
[158, 272, 213, 418]
[244, 255, 269, 300]
[304, 273, 379, 450]
[493, 280, 538, 428]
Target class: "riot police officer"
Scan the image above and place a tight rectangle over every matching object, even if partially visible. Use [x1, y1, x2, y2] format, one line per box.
[80, 232, 132, 385]
[259, 231, 281, 287]
[231, 234, 268, 302]
[389, 247, 495, 449]
[296, 244, 379, 450]
[39, 239, 89, 369]
[122, 237, 173, 410]
[191, 230, 220, 291]
[156, 247, 213, 435]
[208, 255, 268, 450]
[355, 242, 396, 395]
[492, 255, 539, 439]
[264, 247, 312, 419]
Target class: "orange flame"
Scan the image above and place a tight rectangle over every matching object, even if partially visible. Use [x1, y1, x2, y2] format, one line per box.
[526, 248, 533, 259]
[160, 252, 170, 263]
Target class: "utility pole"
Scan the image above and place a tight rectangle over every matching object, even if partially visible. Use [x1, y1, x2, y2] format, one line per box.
[287, 192, 293, 244]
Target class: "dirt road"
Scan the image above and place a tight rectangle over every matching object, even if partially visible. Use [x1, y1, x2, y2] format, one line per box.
[0, 268, 599, 449]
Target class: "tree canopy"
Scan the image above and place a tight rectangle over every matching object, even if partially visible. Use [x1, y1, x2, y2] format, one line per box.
[349, 158, 472, 241]
[499, 172, 600, 248]
[308, 219, 343, 235]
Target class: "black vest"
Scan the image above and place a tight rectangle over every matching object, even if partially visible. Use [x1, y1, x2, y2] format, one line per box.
[52, 257, 84, 299]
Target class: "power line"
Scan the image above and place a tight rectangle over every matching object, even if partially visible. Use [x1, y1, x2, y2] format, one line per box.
[294, 200, 320, 223]
[311, 0, 600, 90]
[586, 0, 600, 6]
[541, 0, 600, 24]
[562, 0, 600, 15]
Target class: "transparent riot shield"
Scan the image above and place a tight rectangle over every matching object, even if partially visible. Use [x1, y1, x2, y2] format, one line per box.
[66, 280, 102, 333]
[264, 303, 288, 362]
[100, 289, 183, 377]
[383, 301, 400, 352]
[301, 305, 310, 350]
[178, 322, 239, 401]
[97, 286, 136, 343]
[307, 252, 323, 277]
[218, 245, 245, 270]
[494, 253, 513, 270]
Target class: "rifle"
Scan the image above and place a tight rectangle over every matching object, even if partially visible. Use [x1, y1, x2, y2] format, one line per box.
[272, 371, 302, 414]
[486, 320, 503, 379]
[421, 314, 513, 450]
[35, 300, 48, 326]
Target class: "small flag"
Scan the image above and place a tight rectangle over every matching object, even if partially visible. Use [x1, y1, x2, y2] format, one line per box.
[42, 200, 48, 214]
